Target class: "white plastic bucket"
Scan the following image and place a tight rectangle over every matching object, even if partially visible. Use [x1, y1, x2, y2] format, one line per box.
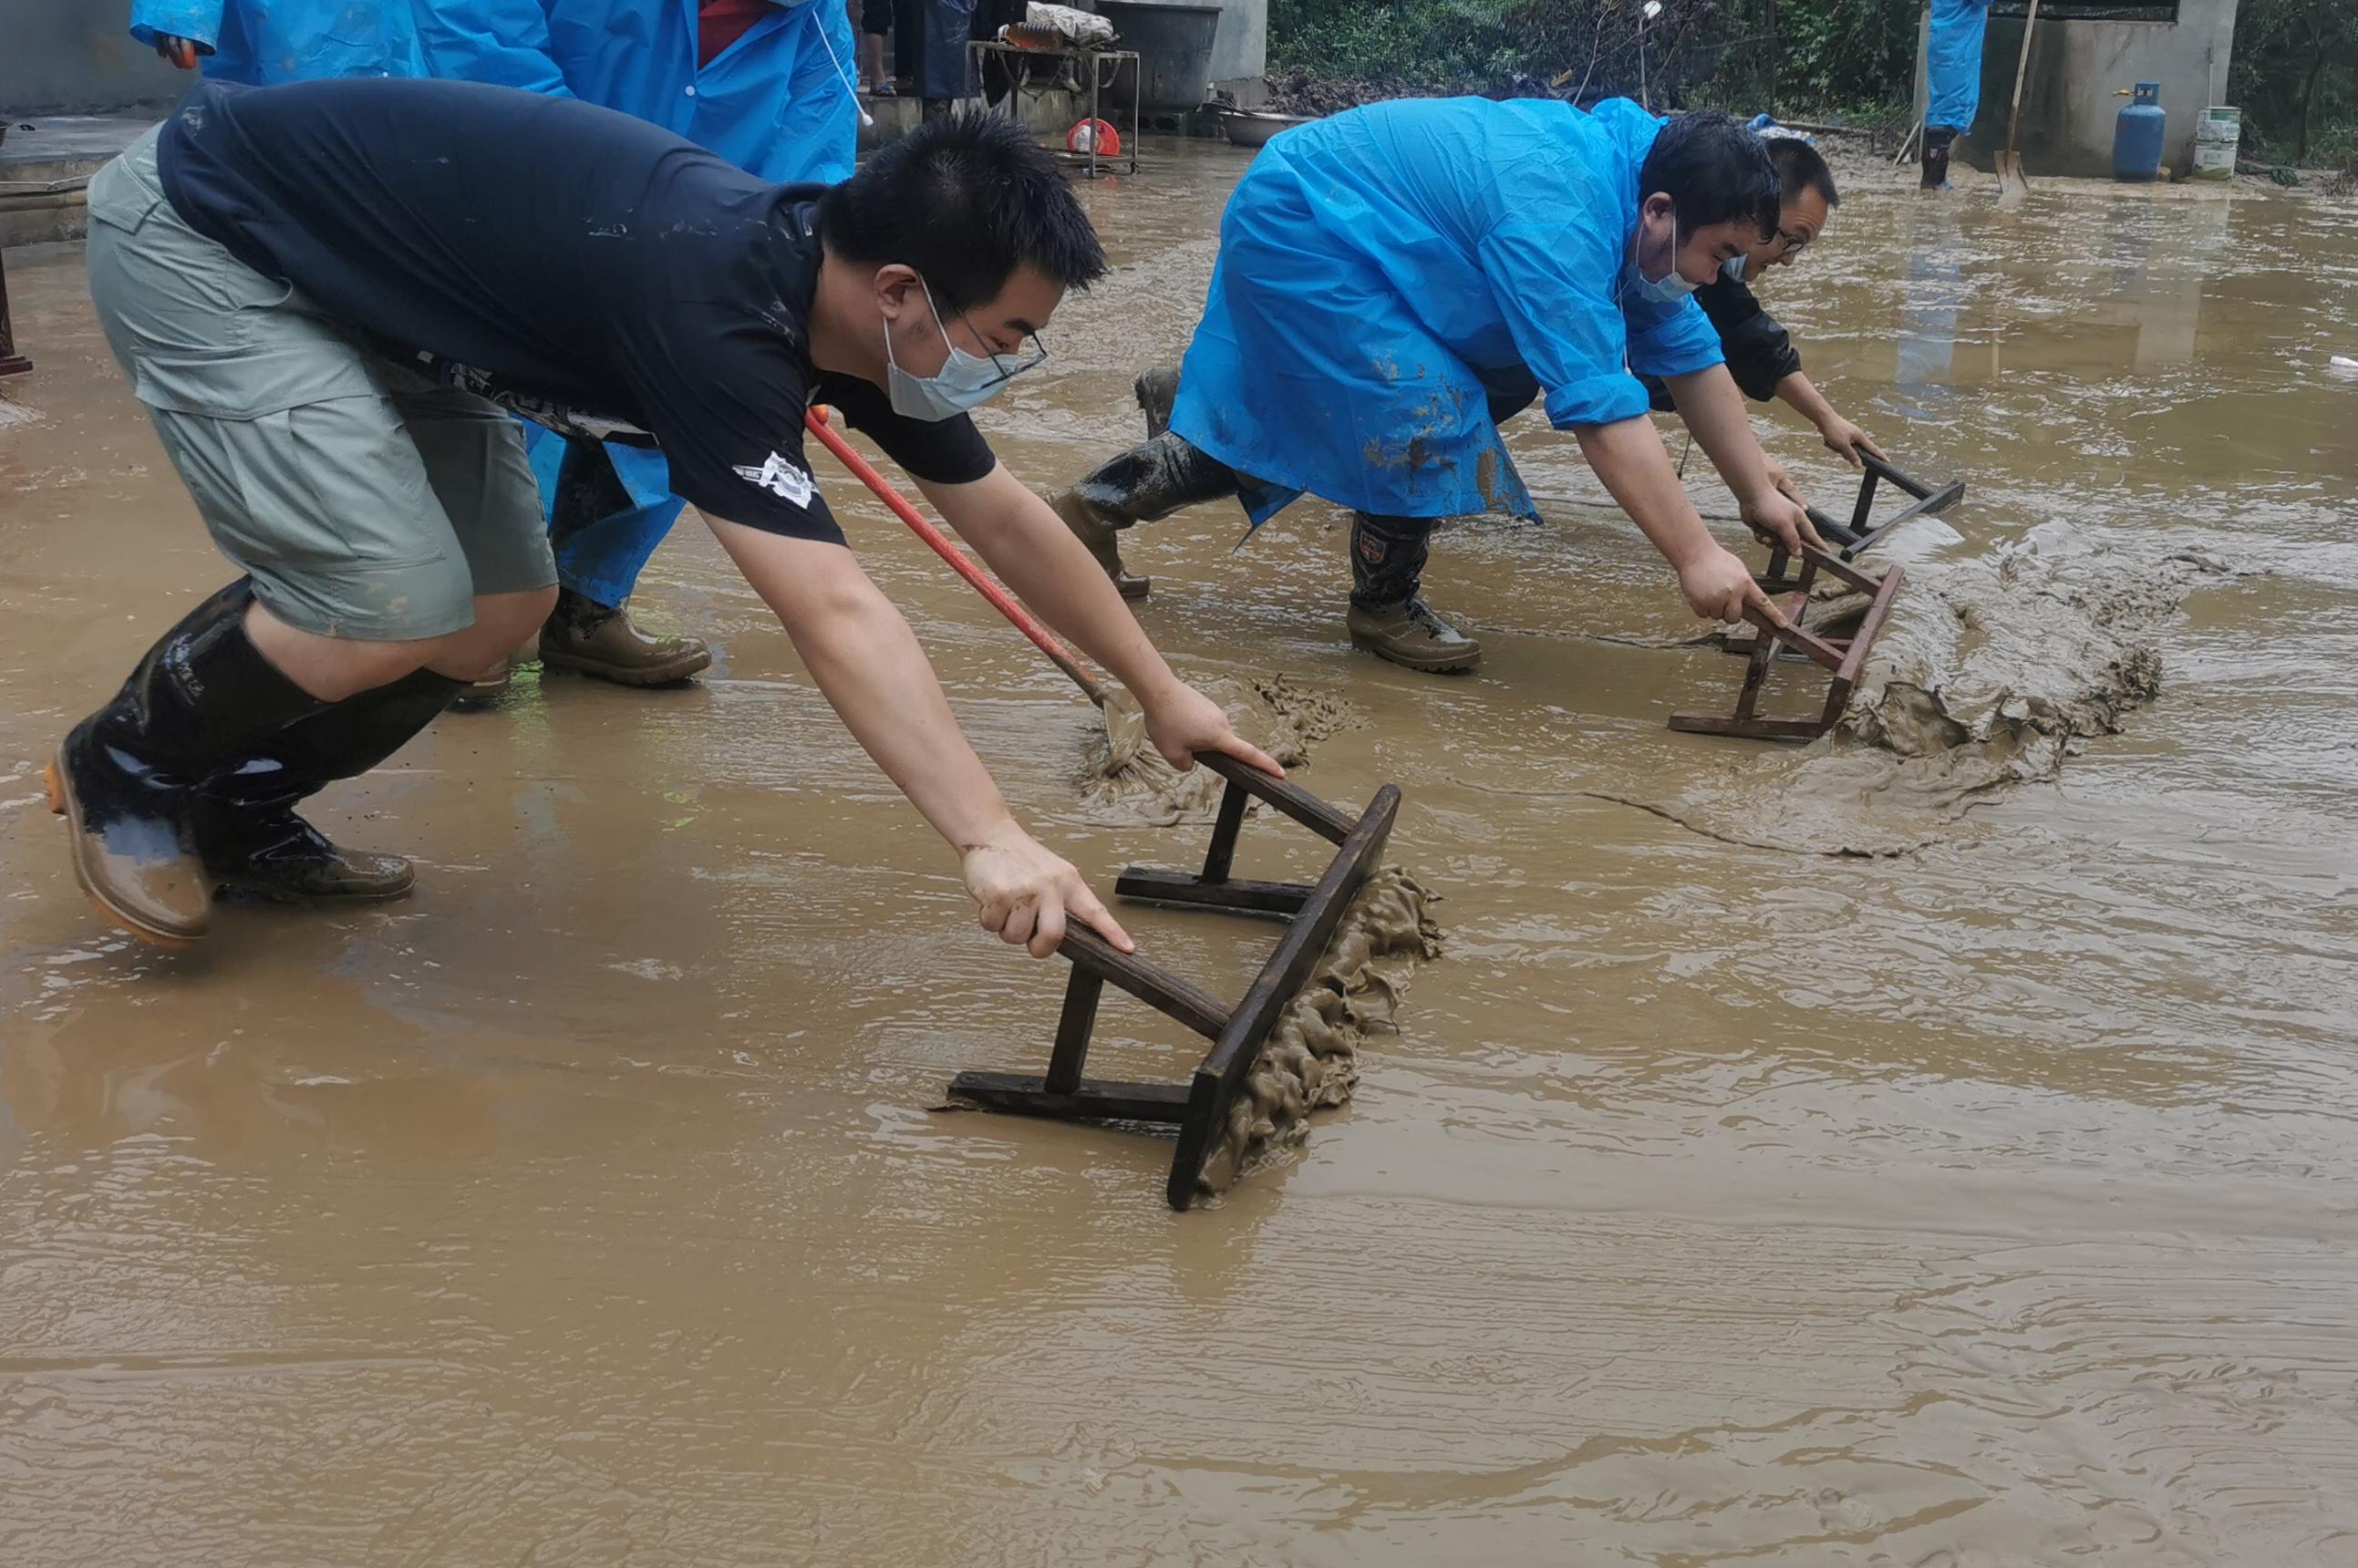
[2193, 106, 2241, 180]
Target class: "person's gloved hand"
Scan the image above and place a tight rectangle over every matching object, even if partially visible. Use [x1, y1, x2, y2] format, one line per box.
[1740, 487, 1824, 556]
[1815, 414, 1886, 469]
[1678, 545, 1787, 627]
[153, 34, 209, 68]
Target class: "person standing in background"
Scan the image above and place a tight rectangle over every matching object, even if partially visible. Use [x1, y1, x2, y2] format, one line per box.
[1922, 0, 1993, 191]
[412, 0, 864, 700]
[854, 0, 899, 95]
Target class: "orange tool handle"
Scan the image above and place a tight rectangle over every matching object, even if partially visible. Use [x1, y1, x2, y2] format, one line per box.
[802, 407, 1110, 707]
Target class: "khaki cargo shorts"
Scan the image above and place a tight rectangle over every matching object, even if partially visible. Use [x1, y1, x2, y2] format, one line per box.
[83, 125, 555, 642]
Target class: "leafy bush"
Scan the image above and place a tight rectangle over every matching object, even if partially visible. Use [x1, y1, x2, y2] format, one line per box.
[2228, 0, 2358, 165]
[1267, 0, 1531, 88]
[1774, 0, 1917, 109]
[1268, 0, 1918, 117]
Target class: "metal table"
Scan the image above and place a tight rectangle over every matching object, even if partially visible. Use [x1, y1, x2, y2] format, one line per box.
[967, 39, 1141, 178]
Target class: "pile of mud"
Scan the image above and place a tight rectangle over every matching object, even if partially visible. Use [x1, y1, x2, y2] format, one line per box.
[1195, 866, 1443, 1197]
[1076, 674, 1360, 826]
[1627, 527, 2232, 856]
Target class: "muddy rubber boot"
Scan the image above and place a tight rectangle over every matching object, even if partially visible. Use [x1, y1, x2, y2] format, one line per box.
[1050, 488, 1153, 599]
[539, 587, 713, 686]
[47, 582, 326, 945]
[1051, 430, 1241, 600]
[1134, 365, 1180, 438]
[452, 663, 512, 710]
[1346, 512, 1482, 675]
[1920, 128, 1955, 191]
[192, 666, 467, 903]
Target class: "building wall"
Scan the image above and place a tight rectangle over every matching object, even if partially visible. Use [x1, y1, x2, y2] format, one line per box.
[1093, 0, 1266, 106]
[3, 0, 186, 116]
[1205, 0, 1267, 98]
[1918, 0, 2241, 180]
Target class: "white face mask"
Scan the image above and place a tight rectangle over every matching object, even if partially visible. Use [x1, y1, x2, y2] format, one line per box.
[1629, 211, 1697, 304]
[1720, 252, 1750, 285]
[883, 277, 1043, 422]
[1633, 259, 1699, 304]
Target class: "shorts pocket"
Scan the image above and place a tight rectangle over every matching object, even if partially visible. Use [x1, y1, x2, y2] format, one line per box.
[204, 402, 457, 574]
[84, 161, 162, 237]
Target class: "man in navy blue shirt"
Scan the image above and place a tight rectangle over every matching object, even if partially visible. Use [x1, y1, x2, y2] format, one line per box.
[53, 79, 1277, 954]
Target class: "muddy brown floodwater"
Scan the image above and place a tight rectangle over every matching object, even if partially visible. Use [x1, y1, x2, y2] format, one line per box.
[5, 141, 2358, 1565]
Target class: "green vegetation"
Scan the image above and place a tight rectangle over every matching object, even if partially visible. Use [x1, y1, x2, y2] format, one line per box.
[1264, 0, 1533, 90]
[1268, 0, 2358, 171]
[2226, 0, 2358, 167]
[1266, 0, 1913, 117]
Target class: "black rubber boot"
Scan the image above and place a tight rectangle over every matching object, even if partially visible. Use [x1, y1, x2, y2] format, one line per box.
[1921, 127, 1956, 191]
[1050, 431, 1239, 600]
[191, 665, 467, 903]
[47, 581, 326, 944]
[1346, 513, 1482, 674]
[1134, 365, 1180, 438]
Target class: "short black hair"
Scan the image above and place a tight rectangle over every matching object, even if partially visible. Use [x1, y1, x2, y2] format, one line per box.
[817, 112, 1108, 315]
[1766, 137, 1841, 209]
[1638, 110, 1780, 243]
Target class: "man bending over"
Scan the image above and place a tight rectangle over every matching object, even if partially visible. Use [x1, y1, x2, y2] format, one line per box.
[55, 84, 1274, 952]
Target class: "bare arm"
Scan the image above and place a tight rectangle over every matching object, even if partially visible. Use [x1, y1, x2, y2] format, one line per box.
[1574, 415, 1782, 626]
[916, 462, 1282, 777]
[705, 514, 1132, 957]
[1773, 371, 1886, 469]
[1664, 364, 1821, 554]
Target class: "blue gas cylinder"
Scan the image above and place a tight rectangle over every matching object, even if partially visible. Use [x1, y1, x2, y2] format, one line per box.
[2115, 82, 2167, 181]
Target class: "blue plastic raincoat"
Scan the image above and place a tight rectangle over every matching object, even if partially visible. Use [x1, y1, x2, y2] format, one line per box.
[1169, 96, 1725, 528]
[413, 0, 862, 605]
[417, 0, 859, 186]
[1926, 0, 1993, 135]
[129, 0, 425, 83]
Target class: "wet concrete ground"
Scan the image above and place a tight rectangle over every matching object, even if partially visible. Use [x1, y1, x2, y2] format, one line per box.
[5, 141, 2358, 1564]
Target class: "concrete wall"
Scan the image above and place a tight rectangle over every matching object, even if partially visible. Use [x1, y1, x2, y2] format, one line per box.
[1204, 0, 1267, 100]
[1918, 0, 2240, 180]
[4, 0, 186, 117]
[1094, 0, 1265, 105]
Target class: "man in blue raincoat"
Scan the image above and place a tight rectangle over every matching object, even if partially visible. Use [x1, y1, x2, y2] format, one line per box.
[131, 0, 424, 80]
[1051, 100, 1818, 676]
[416, 0, 864, 696]
[1923, 0, 1993, 190]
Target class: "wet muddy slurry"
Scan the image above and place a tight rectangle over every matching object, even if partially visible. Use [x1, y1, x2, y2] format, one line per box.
[5, 143, 2358, 1563]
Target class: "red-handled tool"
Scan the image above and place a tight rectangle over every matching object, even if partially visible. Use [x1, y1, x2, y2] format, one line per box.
[803, 406, 1113, 709]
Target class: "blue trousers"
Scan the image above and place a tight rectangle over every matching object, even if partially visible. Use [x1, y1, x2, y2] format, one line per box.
[526, 429, 685, 608]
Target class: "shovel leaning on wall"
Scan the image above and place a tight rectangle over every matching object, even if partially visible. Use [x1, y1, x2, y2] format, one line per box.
[1995, 0, 2043, 201]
